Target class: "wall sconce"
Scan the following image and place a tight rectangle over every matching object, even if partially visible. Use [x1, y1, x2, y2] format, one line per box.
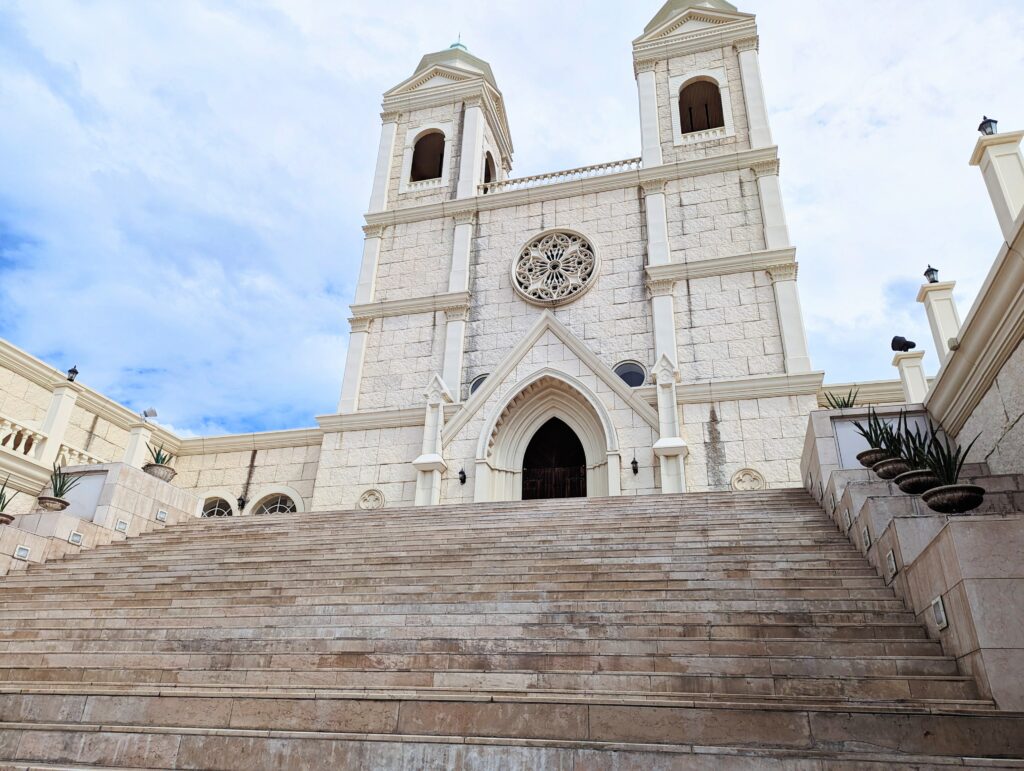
[631, 457, 639, 475]
[978, 116, 998, 136]
[923, 265, 939, 284]
[458, 468, 467, 485]
[236, 496, 247, 513]
[66, 365, 79, 382]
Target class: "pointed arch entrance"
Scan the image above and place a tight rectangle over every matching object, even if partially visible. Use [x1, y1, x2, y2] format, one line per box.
[473, 369, 622, 502]
[522, 417, 587, 500]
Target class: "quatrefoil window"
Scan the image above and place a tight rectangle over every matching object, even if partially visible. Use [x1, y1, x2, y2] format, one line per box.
[512, 231, 597, 306]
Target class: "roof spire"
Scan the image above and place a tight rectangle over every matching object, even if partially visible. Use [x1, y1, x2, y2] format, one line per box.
[450, 33, 467, 52]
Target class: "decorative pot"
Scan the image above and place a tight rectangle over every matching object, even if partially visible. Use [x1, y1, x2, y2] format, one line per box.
[872, 457, 911, 480]
[856, 448, 890, 468]
[922, 484, 985, 514]
[893, 469, 942, 495]
[143, 463, 177, 483]
[37, 496, 70, 512]
[0, 512, 13, 526]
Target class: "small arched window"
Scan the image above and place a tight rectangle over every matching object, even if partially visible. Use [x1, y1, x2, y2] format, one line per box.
[679, 80, 725, 134]
[614, 361, 647, 388]
[483, 152, 496, 186]
[201, 498, 233, 518]
[410, 131, 445, 182]
[470, 373, 488, 396]
[253, 494, 297, 516]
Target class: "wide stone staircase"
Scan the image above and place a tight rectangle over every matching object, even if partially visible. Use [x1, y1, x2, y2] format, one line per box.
[0, 490, 1022, 769]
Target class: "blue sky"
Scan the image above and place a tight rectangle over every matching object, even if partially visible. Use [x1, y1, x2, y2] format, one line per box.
[1, 1, 1022, 436]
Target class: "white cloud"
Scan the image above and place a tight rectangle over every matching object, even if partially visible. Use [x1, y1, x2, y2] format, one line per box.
[0, 0, 1021, 432]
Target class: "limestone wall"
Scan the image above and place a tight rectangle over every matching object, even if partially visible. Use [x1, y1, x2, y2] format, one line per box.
[959, 337, 1024, 475]
[0, 364, 51, 426]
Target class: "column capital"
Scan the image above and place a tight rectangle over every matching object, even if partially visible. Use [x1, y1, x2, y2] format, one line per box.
[750, 159, 780, 178]
[452, 209, 478, 226]
[362, 223, 385, 238]
[969, 130, 1024, 166]
[380, 110, 401, 123]
[634, 59, 658, 75]
[349, 316, 372, 334]
[647, 277, 676, 297]
[767, 262, 798, 283]
[462, 95, 484, 110]
[733, 36, 759, 53]
[443, 305, 469, 322]
[641, 178, 668, 196]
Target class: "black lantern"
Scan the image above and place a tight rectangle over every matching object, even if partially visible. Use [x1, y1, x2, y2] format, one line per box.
[978, 116, 998, 136]
[924, 265, 939, 284]
[458, 468, 467, 485]
[66, 365, 79, 382]
[631, 457, 639, 475]
[891, 336, 917, 353]
[237, 496, 247, 512]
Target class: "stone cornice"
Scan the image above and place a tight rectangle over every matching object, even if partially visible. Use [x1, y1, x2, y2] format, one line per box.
[366, 146, 779, 228]
[350, 290, 471, 321]
[817, 379, 909, 407]
[176, 428, 323, 456]
[645, 247, 796, 285]
[635, 370, 824, 407]
[318, 406, 458, 433]
[632, 17, 757, 62]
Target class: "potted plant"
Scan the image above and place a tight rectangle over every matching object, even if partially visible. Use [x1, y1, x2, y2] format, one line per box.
[143, 444, 176, 483]
[872, 411, 912, 480]
[894, 423, 942, 494]
[852, 408, 890, 468]
[921, 433, 985, 514]
[37, 463, 81, 512]
[824, 388, 859, 410]
[0, 475, 18, 525]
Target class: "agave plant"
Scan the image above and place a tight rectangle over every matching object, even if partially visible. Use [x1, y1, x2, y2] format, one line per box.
[0, 475, 19, 513]
[879, 410, 908, 459]
[49, 463, 82, 499]
[852, 407, 887, 449]
[901, 422, 936, 469]
[824, 388, 859, 410]
[147, 444, 175, 466]
[925, 433, 979, 486]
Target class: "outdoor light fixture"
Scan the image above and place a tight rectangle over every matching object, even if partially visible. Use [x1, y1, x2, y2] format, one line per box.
[458, 468, 467, 485]
[141, 408, 158, 421]
[237, 496, 247, 512]
[66, 365, 79, 382]
[978, 116, 998, 136]
[631, 457, 639, 475]
[924, 265, 939, 284]
[891, 336, 917, 353]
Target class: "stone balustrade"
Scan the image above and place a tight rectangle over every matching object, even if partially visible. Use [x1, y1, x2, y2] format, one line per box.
[0, 415, 46, 461]
[479, 157, 642, 195]
[57, 443, 104, 468]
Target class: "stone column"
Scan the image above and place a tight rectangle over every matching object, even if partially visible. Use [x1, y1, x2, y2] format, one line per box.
[337, 317, 371, 414]
[648, 278, 678, 365]
[651, 355, 688, 494]
[734, 37, 773, 149]
[413, 375, 452, 506]
[635, 60, 663, 168]
[916, 280, 962, 365]
[123, 423, 154, 468]
[38, 381, 82, 466]
[752, 160, 791, 250]
[893, 351, 929, 404]
[767, 263, 812, 374]
[456, 98, 485, 199]
[969, 130, 1024, 241]
[355, 225, 384, 305]
[367, 112, 399, 213]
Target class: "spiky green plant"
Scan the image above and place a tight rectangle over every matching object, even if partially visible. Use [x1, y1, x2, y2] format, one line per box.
[147, 444, 175, 466]
[48, 463, 81, 499]
[824, 388, 859, 410]
[852, 408, 887, 449]
[0, 475, 18, 513]
[901, 421, 936, 469]
[879, 410, 908, 459]
[925, 433, 980, 486]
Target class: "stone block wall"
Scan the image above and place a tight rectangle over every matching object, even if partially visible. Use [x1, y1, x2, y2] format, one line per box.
[0, 364, 51, 426]
[959, 337, 1024, 475]
[664, 171, 765, 260]
[359, 312, 447, 411]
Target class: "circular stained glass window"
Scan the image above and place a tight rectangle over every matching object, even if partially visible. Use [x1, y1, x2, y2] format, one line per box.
[512, 231, 597, 306]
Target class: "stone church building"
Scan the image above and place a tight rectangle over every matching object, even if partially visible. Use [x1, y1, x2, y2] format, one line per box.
[323, 0, 819, 512]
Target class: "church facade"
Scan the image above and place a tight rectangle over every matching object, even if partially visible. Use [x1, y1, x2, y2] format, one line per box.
[312, 0, 822, 511]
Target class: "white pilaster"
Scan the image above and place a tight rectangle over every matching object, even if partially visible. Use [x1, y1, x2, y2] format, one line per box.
[355, 225, 384, 304]
[38, 381, 82, 467]
[916, 281, 962, 365]
[767, 263, 812, 374]
[337, 317, 371, 414]
[368, 113, 399, 213]
[752, 160, 790, 250]
[635, 60, 663, 168]
[441, 307, 468, 396]
[413, 375, 452, 506]
[734, 37, 773, 150]
[648, 279, 678, 365]
[651, 355, 688, 494]
[448, 212, 476, 293]
[970, 130, 1024, 241]
[123, 423, 154, 469]
[893, 351, 929, 404]
[642, 179, 671, 266]
[456, 99, 485, 199]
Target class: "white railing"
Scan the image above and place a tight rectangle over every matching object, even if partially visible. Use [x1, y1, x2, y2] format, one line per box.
[58, 444, 104, 468]
[479, 157, 643, 195]
[680, 126, 727, 145]
[0, 416, 46, 461]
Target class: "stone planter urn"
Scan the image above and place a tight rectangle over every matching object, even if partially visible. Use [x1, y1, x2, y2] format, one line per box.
[893, 469, 942, 495]
[0, 512, 14, 526]
[872, 457, 911, 480]
[922, 484, 986, 514]
[37, 495, 70, 512]
[143, 463, 176, 483]
[856, 448, 889, 468]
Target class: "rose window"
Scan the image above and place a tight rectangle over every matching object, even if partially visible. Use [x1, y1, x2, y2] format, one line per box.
[512, 231, 597, 306]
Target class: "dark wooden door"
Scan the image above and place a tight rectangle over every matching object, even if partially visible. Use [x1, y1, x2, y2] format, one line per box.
[521, 418, 587, 500]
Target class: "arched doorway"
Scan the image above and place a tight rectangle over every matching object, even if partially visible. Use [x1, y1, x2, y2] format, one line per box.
[522, 417, 587, 500]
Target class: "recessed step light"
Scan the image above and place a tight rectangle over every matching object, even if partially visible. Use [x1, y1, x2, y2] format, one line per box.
[68, 531, 84, 546]
[115, 519, 129, 533]
[13, 545, 30, 561]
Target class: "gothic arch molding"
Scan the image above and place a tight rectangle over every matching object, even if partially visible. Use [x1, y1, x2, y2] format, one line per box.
[474, 369, 621, 502]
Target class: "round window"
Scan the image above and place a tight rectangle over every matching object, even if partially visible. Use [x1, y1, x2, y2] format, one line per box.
[512, 231, 597, 306]
[614, 361, 647, 388]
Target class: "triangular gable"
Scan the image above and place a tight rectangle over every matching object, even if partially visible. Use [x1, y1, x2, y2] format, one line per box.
[384, 65, 479, 98]
[635, 5, 752, 46]
[441, 310, 659, 446]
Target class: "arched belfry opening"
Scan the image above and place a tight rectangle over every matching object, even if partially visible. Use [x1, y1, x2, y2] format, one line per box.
[679, 79, 724, 134]
[522, 417, 586, 500]
[411, 131, 445, 181]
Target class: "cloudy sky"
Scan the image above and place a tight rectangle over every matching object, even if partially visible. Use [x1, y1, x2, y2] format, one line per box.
[1, 1, 1022, 436]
